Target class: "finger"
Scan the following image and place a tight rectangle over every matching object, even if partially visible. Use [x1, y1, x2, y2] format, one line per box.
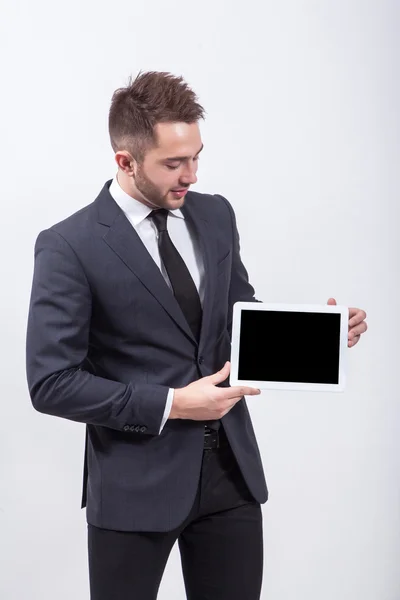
[222, 386, 261, 399]
[208, 361, 231, 385]
[327, 298, 337, 305]
[243, 387, 261, 396]
[348, 322, 368, 339]
[348, 335, 360, 348]
[348, 309, 367, 328]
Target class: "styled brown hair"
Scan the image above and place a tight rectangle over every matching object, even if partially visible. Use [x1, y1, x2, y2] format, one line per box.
[109, 71, 205, 162]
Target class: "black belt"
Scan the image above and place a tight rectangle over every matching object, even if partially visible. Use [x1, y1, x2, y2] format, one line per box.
[204, 426, 229, 450]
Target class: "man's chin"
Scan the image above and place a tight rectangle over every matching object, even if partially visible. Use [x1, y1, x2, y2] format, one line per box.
[163, 192, 188, 209]
[148, 191, 188, 210]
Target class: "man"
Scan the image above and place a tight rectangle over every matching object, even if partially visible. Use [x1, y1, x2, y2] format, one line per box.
[26, 71, 367, 600]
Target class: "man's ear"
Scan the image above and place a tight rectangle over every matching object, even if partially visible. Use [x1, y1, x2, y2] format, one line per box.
[115, 151, 136, 176]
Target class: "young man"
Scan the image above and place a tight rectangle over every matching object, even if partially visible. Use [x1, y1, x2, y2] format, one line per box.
[26, 71, 367, 599]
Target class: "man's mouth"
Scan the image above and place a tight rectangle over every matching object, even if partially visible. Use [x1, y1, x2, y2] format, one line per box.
[171, 188, 189, 198]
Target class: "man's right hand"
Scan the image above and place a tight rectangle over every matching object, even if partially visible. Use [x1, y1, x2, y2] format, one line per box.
[169, 361, 261, 421]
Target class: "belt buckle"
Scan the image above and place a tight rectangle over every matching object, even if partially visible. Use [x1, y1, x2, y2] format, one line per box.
[204, 428, 219, 450]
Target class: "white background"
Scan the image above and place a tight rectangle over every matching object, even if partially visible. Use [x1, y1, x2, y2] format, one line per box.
[1, 1, 399, 598]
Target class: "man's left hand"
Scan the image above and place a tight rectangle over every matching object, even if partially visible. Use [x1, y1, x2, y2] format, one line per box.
[327, 298, 367, 348]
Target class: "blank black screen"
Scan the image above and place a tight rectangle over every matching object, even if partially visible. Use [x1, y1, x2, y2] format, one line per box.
[238, 310, 341, 384]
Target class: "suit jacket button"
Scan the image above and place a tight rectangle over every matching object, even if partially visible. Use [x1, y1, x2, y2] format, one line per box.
[129, 425, 136, 432]
[134, 425, 141, 432]
[123, 425, 130, 432]
[140, 426, 147, 433]
[198, 356, 204, 364]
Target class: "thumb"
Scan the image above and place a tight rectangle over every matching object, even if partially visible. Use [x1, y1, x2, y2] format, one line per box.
[327, 297, 337, 306]
[209, 361, 231, 385]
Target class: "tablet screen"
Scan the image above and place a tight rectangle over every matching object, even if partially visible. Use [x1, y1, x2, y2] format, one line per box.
[238, 310, 341, 384]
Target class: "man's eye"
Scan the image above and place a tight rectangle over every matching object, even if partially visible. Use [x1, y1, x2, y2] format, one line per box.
[166, 164, 179, 170]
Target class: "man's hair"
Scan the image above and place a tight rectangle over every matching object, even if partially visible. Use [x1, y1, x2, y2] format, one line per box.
[109, 71, 205, 162]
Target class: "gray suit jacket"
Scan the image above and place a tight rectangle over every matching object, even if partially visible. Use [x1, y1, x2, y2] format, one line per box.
[26, 180, 268, 532]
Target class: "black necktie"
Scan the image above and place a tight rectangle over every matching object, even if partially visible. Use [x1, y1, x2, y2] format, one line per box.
[149, 209, 220, 431]
[150, 209, 202, 341]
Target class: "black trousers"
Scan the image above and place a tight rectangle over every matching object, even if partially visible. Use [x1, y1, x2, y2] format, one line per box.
[88, 428, 263, 600]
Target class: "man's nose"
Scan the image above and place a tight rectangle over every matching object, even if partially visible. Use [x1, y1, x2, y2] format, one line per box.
[180, 164, 198, 185]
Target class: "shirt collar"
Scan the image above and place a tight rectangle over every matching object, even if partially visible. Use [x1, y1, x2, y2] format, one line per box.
[109, 176, 185, 226]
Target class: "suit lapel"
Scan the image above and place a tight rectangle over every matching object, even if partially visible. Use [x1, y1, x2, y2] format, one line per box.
[95, 183, 197, 344]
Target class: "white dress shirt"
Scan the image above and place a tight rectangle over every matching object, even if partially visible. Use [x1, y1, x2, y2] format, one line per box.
[109, 176, 205, 432]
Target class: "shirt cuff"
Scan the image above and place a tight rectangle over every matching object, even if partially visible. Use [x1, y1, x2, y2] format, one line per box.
[159, 388, 174, 433]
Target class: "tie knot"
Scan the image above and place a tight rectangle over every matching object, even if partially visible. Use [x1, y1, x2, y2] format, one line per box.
[149, 209, 169, 232]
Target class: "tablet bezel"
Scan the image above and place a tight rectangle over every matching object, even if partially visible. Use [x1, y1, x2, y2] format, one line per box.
[230, 302, 349, 392]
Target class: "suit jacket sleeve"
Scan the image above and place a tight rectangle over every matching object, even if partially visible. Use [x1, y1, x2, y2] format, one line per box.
[215, 195, 262, 336]
[26, 228, 168, 435]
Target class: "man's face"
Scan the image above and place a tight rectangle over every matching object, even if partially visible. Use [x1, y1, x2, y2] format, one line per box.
[131, 122, 203, 210]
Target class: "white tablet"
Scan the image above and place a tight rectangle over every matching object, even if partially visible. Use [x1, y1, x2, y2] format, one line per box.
[230, 302, 349, 392]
